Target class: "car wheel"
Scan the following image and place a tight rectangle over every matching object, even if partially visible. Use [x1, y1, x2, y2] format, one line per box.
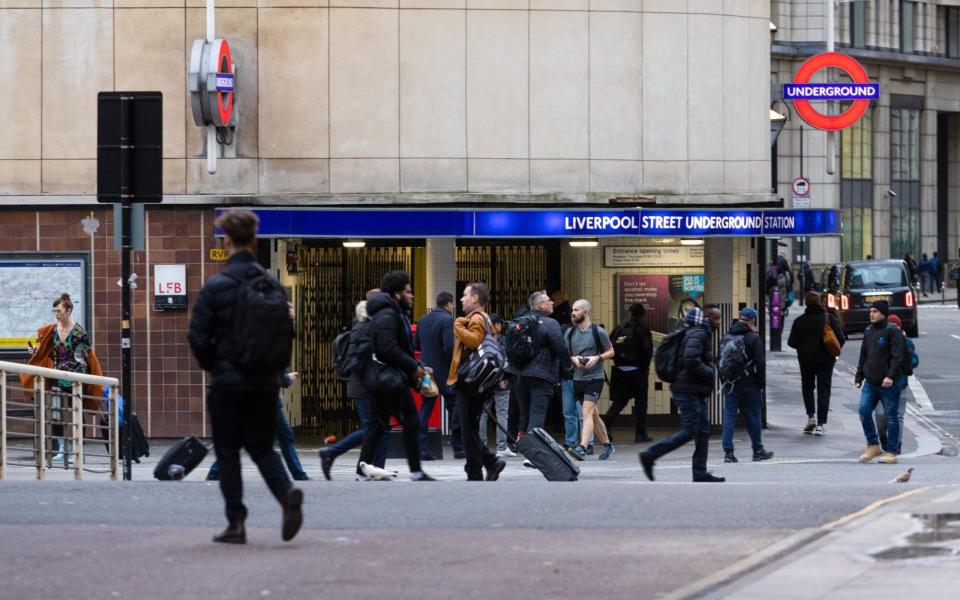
[906, 321, 919, 338]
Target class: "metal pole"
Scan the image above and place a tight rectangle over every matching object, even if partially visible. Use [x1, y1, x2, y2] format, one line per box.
[120, 96, 133, 481]
[37, 380, 45, 480]
[1, 370, 6, 480]
[110, 386, 119, 481]
[206, 0, 218, 174]
[826, 0, 837, 175]
[72, 382, 82, 481]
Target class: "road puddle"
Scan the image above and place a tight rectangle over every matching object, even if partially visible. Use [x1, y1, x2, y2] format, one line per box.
[871, 513, 960, 562]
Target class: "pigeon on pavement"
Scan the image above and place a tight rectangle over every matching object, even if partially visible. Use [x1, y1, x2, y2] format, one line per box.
[892, 467, 914, 483]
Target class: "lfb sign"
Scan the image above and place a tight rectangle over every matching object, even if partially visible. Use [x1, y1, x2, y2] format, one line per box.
[783, 52, 878, 131]
[188, 38, 236, 128]
[154, 264, 187, 310]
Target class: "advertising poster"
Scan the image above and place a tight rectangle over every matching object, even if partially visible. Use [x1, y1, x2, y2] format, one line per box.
[616, 273, 704, 341]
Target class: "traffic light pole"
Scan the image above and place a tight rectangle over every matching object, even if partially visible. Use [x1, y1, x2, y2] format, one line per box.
[119, 96, 133, 481]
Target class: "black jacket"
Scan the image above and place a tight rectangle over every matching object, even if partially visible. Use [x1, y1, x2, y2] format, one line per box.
[671, 324, 715, 396]
[504, 309, 572, 384]
[414, 308, 454, 396]
[726, 320, 765, 387]
[367, 292, 420, 381]
[611, 318, 653, 371]
[855, 318, 906, 386]
[788, 304, 845, 367]
[188, 251, 284, 391]
[346, 318, 372, 400]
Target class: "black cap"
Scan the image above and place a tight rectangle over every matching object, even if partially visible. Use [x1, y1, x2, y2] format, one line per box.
[870, 300, 890, 316]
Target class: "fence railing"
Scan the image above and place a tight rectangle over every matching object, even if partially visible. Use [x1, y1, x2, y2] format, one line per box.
[0, 360, 119, 480]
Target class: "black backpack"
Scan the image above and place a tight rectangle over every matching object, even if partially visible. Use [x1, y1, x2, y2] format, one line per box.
[718, 332, 751, 384]
[503, 310, 540, 367]
[456, 315, 507, 396]
[564, 323, 605, 358]
[226, 264, 293, 376]
[653, 326, 687, 383]
[332, 328, 352, 380]
[344, 319, 373, 379]
[610, 321, 640, 366]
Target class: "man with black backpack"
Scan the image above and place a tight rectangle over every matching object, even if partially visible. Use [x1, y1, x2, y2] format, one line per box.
[718, 308, 773, 463]
[640, 306, 724, 483]
[188, 210, 303, 544]
[565, 299, 616, 461]
[604, 303, 654, 443]
[503, 291, 572, 434]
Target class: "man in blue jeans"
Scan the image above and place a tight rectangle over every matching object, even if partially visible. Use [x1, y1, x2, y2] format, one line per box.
[414, 291, 462, 460]
[721, 308, 773, 463]
[855, 301, 905, 465]
[640, 306, 724, 483]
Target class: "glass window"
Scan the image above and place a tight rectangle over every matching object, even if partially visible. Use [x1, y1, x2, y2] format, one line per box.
[851, 1, 866, 48]
[890, 107, 921, 259]
[947, 7, 960, 59]
[846, 264, 909, 289]
[901, 1, 915, 53]
[841, 107, 873, 261]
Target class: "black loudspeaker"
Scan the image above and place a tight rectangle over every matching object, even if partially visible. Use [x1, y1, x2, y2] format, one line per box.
[97, 91, 163, 203]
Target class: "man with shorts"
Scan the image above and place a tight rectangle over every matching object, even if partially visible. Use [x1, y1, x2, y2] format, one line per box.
[565, 299, 616, 461]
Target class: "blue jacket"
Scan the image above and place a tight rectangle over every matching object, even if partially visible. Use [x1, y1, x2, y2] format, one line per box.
[414, 307, 454, 395]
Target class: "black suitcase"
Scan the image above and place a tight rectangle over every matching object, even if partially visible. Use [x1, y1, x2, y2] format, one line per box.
[484, 406, 579, 482]
[153, 436, 209, 480]
[119, 414, 150, 463]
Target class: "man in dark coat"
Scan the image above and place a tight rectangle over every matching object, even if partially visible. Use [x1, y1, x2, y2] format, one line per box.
[357, 271, 436, 481]
[188, 209, 303, 544]
[720, 308, 772, 463]
[639, 306, 724, 483]
[788, 291, 846, 436]
[855, 300, 906, 464]
[604, 303, 654, 442]
[414, 291, 460, 460]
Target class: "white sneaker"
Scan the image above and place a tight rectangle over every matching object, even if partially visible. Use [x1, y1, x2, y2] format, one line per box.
[496, 448, 517, 458]
[813, 424, 825, 436]
[522, 459, 535, 469]
[803, 417, 817, 434]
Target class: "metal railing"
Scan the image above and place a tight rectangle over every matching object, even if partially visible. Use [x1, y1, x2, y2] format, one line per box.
[0, 360, 119, 480]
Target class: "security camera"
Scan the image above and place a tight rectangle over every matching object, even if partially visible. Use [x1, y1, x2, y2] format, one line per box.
[888, 189, 897, 198]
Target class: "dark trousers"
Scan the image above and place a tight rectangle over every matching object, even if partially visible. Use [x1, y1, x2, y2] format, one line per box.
[800, 361, 834, 424]
[644, 393, 710, 478]
[456, 388, 498, 480]
[359, 389, 422, 474]
[605, 368, 649, 436]
[326, 397, 389, 471]
[441, 392, 464, 454]
[208, 388, 292, 523]
[207, 396, 308, 480]
[512, 377, 555, 432]
[418, 393, 437, 455]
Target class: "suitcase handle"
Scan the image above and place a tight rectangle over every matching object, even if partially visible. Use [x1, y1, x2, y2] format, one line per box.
[482, 401, 519, 453]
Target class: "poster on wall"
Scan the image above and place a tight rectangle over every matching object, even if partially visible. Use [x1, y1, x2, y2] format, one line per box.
[604, 245, 704, 268]
[615, 273, 704, 340]
[0, 254, 88, 348]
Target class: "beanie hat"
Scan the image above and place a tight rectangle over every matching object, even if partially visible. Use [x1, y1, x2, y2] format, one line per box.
[739, 307, 758, 321]
[887, 314, 902, 327]
[870, 300, 890, 316]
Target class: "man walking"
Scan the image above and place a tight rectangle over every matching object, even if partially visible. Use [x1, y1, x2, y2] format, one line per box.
[854, 301, 906, 465]
[788, 292, 846, 435]
[566, 299, 616, 461]
[447, 283, 506, 481]
[604, 303, 654, 443]
[504, 291, 572, 433]
[879, 315, 917, 455]
[720, 308, 773, 463]
[414, 291, 461, 460]
[188, 209, 303, 544]
[358, 271, 436, 481]
[639, 306, 724, 483]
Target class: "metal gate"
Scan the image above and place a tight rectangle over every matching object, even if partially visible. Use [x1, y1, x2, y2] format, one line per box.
[296, 244, 413, 436]
[456, 244, 553, 318]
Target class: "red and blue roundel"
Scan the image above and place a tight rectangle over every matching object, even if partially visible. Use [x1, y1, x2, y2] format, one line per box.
[783, 52, 878, 131]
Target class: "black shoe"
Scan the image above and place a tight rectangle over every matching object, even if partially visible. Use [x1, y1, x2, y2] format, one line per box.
[319, 449, 334, 481]
[454, 452, 466, 460]
[411, 471, 437, 481]
[724, 450, 738, 463]
[634, 433, 653, 443]
[693, 472, 726, 483]
[753, 449, 774, 462]
[293, 474, 310, 481]
[206, 473, 219, 481]
[420, 453, 437, 461]
[586, 445, 594, 456]
[639, 452, 655, 481]
[281, 488, 304, 542]
[213, 520, 246, 544]
[485, 459, 507, 481]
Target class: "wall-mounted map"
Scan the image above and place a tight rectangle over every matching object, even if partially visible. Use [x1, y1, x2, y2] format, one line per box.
[0, 255, 87, 348]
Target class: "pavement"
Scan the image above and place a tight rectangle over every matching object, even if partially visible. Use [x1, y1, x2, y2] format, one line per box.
[917, 284, 957, 305]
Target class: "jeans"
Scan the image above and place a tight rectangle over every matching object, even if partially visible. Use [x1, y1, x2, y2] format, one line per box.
[560, 379, 580, 448]
[478, 386, 510, 451]
[457, 388, 499, 480]
[443, 393, 464, 454]
[326, 397, 389, 469]
[208, 396, 308, 481]
[644, 393, 710, 479]
[208, 388, 292, 523]
[721, 382, 763, 452]
[874, 378, 909, 454]
[512, 377, 555, 432]
[359, 389, 422, 474]
[800, 361, 834, 425]
[858, 380, 901, 453]
[418, 393, 438, 455]
[605, 368, 650, 436]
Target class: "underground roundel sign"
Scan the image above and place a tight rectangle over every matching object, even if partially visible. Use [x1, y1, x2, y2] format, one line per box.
[782, 52, 879, 131]
[188, 38, 236, 128]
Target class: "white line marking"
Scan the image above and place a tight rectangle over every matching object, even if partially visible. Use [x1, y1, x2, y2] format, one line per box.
[909, 377, 935, 412]
[951, 334, 960, 340]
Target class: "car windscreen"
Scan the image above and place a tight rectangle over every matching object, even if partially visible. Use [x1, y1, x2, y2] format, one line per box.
[846, 265, 908, 289]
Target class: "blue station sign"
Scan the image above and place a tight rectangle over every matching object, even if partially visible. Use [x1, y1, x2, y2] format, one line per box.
[217, 208, 841, 238]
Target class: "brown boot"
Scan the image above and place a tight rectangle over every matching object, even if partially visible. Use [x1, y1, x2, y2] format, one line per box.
[281, 488, 304, 542]
[213, 520, 246, 544]
[858, 444, 882, 463]
[878, 452, 899, 464]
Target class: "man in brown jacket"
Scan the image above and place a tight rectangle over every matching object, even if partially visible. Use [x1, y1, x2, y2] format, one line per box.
[448, 282, 507, 481]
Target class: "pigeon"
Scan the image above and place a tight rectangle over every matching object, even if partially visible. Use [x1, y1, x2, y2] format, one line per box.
[891, 467, 914, 483]
[359, 462, 398, 481]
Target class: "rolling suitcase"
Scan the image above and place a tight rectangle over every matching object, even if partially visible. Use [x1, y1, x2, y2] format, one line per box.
[484, 405, 579, 482]
[153, 436, 209, 480]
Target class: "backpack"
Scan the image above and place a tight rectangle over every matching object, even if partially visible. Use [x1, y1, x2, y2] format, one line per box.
[654, 326, 687, 383]
[503, 310, 540, 367]
[565, 323, 605, 359]
[456, 315, 507, 396]
[332, 328, 352, 380]
[344, 320, 373, 379]
[902, 333, 918, 377]
[225, 264, 293, 376]
[610, 321, 640, 366]
[718, 332, 751, 384]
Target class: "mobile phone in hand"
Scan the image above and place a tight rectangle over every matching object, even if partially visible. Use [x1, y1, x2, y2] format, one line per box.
[579, 357, 589, 366]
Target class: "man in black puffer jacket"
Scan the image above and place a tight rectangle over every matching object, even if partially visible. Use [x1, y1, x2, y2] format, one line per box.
[854, 301, 905, 465]
[188, 209, 302, 545]
[788, 292, 846, 436]
[720, 308, 772, 464]
[357, 271, 435, 481]
[640, 306, 724, 483]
